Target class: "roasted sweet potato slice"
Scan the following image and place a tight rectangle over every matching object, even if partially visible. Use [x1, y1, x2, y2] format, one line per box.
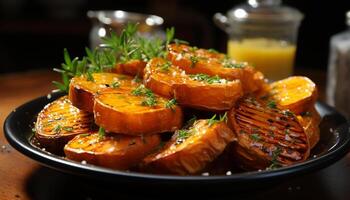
[142, 119, 236, 175]
[269, 76, 318, 114]
[144, 58, 243, 111]
[64, 132, 161, 170]
[35, 96, 94, 153]
[297, 107, 321, 149]
[113, 60, 147, 76]
[94, 86, 183, 136]
[167, 44, 265, 93]
[144, 58, 186, 98]
[69, 73, 137, 112]
[229, 97, 310, 170]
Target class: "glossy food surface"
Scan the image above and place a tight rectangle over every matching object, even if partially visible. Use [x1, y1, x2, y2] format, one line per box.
[35, 96, 94, 153]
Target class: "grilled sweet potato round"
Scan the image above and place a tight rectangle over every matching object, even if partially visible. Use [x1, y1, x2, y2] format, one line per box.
[144, 58, 187, 98]
[64, 132, 161, 170]
[229, 97, 310, 170]
[35, 96, 94, 153]
[144, 58, 243, 111]
[269, 76, 318, 114]
[297, 107, 321, 149]
[69, 73, 137, 112]
[94, 87, 183, 136]
[142, 119, 236, 175]
[167, 44, 265, 93]
[113, 60, 147, 76]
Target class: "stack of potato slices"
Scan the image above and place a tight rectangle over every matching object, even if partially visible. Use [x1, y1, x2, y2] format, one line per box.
[34, 43, 319, 175]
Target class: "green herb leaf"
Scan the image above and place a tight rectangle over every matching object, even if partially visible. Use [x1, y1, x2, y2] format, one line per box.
[111, 81, 120, 88]
[165, 98, 177, 110]
[250, 133, 261, 141]
[62, 126, 73, 132]
[189, 56, 199, 68]
[98, 127, 105, 140]
[53, 124, 62, 134]
[189, 74, 227, 84]
[267, 101, 277, 109]
[175, 129, 192, 145]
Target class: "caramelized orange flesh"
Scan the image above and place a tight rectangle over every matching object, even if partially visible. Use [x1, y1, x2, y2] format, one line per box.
[35, 96, 94, 153]
[143, 120, 236, 175]
[167, 44, 265, 93]
[144, 58, 243, 111]
[69, 73, 137, 112]
[94, 88, 183, 136]
[113, 59, 147, 76]
[64, 132, 161, 170]
[297, 107, 321, 149]
[229, 97, 310, 170]
[269, 76, 318, 114]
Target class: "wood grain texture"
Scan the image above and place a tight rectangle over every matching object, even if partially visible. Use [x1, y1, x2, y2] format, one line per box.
[0, 70, 59, 200]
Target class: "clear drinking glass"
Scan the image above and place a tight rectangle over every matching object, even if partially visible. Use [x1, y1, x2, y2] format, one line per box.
[213, 0, 303, 81]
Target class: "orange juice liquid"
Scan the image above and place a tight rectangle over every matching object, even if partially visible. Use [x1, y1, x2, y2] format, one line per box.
[228, 38, 296, 81]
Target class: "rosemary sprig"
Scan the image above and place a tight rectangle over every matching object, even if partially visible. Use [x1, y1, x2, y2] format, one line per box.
[53, 23, 180, 93]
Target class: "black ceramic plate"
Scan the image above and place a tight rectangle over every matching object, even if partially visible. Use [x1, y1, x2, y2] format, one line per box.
[3, 92, 350, 188]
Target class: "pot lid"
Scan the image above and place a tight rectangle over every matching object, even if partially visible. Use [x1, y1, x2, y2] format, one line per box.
[226, 0, 303, 24]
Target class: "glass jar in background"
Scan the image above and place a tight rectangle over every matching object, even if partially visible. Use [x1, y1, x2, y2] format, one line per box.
[326, 11, 350, 120]
[213, 0, 303, 81]
[87, 10, 165, 49]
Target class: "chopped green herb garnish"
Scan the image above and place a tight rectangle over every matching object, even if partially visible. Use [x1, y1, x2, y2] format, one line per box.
[111, 81, 120, 88]
[267, 101, 277, 109]
[131, 85, 157, 107]
[189, 46, 198, 52]
[165, 98, 177, 110]
[189, 74, 227, 84]
[221, 58, 246, 69]
[53, 124, 62, 133]
[250, 133, 261, 141]
[189, 56, 199, 68]
[62, 126, 73, 132]
[268, 146, 282, 169]
[141, 96, 157, 107]
[284, 129, 290, 135]
[207, 112, 228, 127]
[98, 127, 105, 140]
[159, 61, 172, 72]
[131, 85, 153, 97]
[219, 112, 228, 123]
[176, 129, 192, 145]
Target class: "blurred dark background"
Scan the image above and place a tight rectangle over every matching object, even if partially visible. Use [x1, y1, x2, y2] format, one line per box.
[0, 0, 349, 73]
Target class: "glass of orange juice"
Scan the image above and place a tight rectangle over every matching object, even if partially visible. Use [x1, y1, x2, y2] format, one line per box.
[214, 0, 303, 81]
[228, 38, 296, 80]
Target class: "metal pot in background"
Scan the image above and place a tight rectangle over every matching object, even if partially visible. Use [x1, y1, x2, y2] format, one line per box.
[87, 10, 165, 48]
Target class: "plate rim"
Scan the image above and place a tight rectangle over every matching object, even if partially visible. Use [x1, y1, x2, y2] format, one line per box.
[4, 93, 350, 183]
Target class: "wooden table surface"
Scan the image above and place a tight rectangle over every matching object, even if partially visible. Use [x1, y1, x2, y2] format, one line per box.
[1, 69, 350, 200]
